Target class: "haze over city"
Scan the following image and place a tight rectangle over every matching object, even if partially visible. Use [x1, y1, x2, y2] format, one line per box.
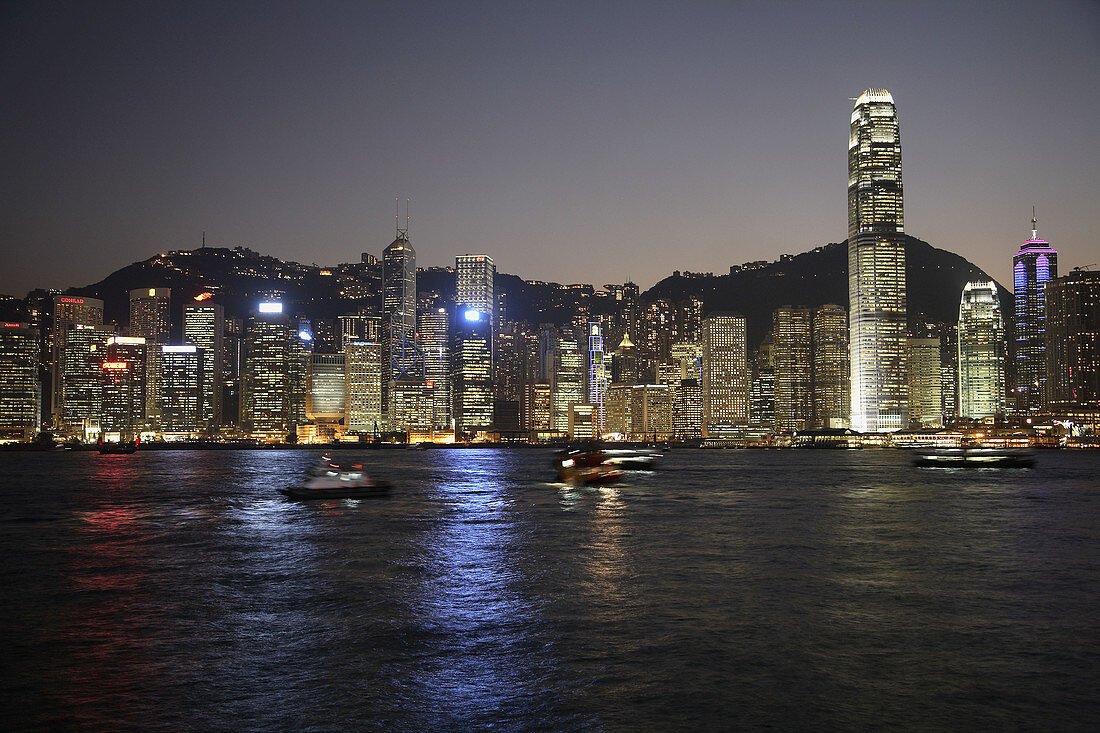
[1, 0, 1097, 296]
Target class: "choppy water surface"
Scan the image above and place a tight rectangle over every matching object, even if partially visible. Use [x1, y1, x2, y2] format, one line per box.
[2, 448, 1098, 730]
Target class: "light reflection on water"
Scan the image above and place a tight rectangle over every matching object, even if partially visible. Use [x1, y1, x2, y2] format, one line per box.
[1, 448, 1098, 730]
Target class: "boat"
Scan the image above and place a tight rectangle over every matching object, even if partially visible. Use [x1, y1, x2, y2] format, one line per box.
[98, 438, 138, 454]
[599, 448, 663, 470]
[912, 446, 1036, 468]
[553, 449, 626, 485]
[280, 455, 392, 499]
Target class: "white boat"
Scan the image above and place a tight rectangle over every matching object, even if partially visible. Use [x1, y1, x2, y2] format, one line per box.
[599, 448, 663, 470]
[280, 455, 392, 499]
[912, 446, 1035, 468]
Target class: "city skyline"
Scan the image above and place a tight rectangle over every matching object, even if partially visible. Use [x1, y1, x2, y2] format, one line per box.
[1, 1, 1097, 297]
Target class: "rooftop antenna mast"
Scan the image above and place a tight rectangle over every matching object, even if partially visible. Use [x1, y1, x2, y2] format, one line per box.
[201, 230, 206, 249]
[1031, 206, 1038, 240]
[396, 196, 409, 240]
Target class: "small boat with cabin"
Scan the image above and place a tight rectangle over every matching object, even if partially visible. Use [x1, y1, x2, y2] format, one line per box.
[280, 454, 392, 499]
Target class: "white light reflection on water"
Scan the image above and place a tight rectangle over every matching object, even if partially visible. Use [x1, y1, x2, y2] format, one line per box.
[408, 449, 558, 727]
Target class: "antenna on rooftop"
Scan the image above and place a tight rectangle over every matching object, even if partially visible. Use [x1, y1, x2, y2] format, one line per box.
[1031, 206, 1038, 240]
[395, 196, 409, 240]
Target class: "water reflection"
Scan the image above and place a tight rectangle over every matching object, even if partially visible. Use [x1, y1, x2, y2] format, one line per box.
[410, 450, 550, 726]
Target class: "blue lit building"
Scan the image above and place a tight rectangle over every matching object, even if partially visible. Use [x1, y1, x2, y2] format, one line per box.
[1011, 215, 1057, 413]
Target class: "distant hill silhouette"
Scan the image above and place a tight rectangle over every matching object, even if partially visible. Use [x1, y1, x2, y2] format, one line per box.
[65, 235, 1007, 351]
[643, 235, 1009, 349]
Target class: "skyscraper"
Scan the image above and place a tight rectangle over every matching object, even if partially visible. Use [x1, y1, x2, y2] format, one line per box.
[812, 304, 850, 428]
[307, 353, 346, 422]
[587, 322, 608, 432]
[183, 302, 224, 431]
[772, 307, 813, 432]
[0, 323, 41, 441]
[701, 312, 750, 434]
[958, 281, 1006, 420]
[848, 88, 907, 432]
[1045, 269, 1100, 423]
[130, 288, 172, 424]
[907, 337, 943, 427]
[417, 304, 451, 428]
[60, 324, 115, 439]
[382, 229, 420, 390]
[452, 308, 493, 434]
[101, 336, 147, 441]
[551, 329, 585, 433]
[241, 302, 290, 441]
[50, 295, 103, 427]
[159, 345, 203, 436]
[1011, 215, 1057, 413]
[345, 341, 382, 435]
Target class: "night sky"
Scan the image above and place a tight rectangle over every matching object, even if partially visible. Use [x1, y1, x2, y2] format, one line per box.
[1, 0, 1097, 297]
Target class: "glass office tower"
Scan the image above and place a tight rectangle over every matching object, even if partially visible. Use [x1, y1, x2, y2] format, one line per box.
[848, 88, 907, 432]
[958, 281, 1006, 420]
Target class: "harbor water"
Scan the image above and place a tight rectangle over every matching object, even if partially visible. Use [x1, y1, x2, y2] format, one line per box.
[2, 448, 1098, 730]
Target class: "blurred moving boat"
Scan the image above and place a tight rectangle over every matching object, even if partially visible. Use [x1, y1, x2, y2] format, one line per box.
[600, 448, 663, 470]
[280, 455, 392, 499]
[912, 446, 1036, 468]
[554, 449, 626, 485]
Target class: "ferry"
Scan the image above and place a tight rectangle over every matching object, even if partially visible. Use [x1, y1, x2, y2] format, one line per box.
[912, 446, 1036, 468]
[280, 455, 392, 499]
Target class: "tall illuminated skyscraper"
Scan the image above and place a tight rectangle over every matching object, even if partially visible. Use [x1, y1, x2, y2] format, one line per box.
[452, 308, 493, 434]
[587, 322, 607, 432]
[159, 345, 202, 436]
[701, 312, 749, 434]
[50, 295, 103, 426]
[0, 323, 41, 441]
[183, 302, 224, 430]
[848, 88, 907, 432]
[417, 302, 451, 428]
[241, 302, 290, 441]
[382, 218, 421, 415]
[1011, 214, 1057, 412]
[130, 288, 171, 426]
[1045, 270, 1100, 421]
[958, 281, 1006, 420]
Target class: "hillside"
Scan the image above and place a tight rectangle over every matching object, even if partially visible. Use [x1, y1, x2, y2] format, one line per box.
[59, 235, 1006, 351]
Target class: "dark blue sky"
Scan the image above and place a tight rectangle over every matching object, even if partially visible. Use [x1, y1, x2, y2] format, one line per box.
[2, 0, 1097, 296]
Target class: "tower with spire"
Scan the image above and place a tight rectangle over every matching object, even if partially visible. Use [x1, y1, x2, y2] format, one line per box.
[381, 199, 422, 424]
[1010, 209, 1057, 413]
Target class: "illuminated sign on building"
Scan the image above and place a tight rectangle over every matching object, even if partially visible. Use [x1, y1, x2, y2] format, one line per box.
[162, 345, 197, 353]
[258, 302, 283, 314]
[464, 309, 481, 322]
[59, 297, 85, 304]
[193, 292, 214, 302]
[101, 361, 129, 370]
